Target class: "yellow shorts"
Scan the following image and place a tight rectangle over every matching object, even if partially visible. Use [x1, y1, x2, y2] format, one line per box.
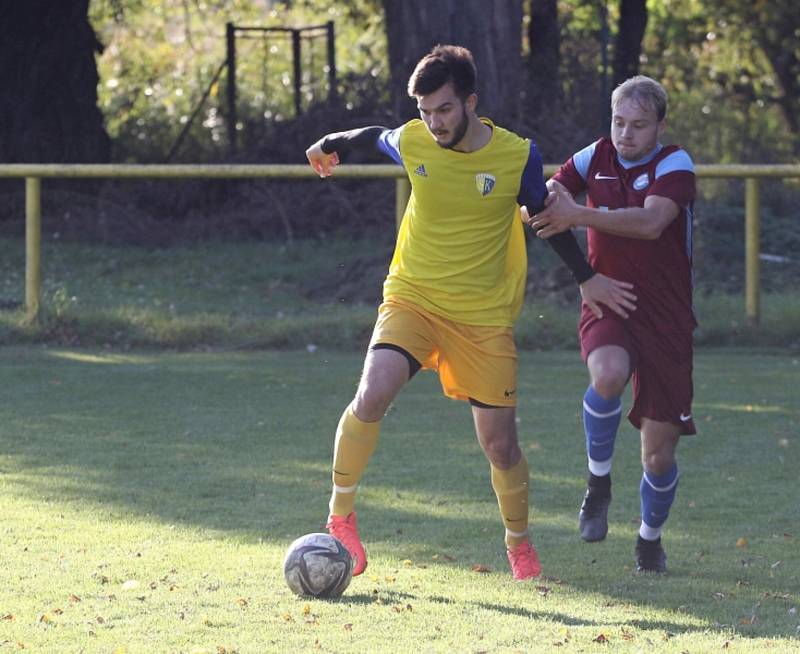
[369, 297, 518, 407]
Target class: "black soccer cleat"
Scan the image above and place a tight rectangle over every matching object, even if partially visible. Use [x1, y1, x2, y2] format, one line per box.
[634, 535, 667, 573]
[578, 485, 611, 542]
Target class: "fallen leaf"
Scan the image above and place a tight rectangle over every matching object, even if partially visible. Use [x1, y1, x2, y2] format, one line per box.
[68, 594, 81, 603]
[471, 564, 491, 573]
[592, 633, 609, 643]
[735, 537, 748, 548]
[38, 614, 54, 624]
[343, 623, 353, 631]
[1, 614, 15, 621]
[235, 597, 248, 608]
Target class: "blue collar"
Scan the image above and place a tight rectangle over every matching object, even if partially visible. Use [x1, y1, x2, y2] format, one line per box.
[617, 143, 662, 169]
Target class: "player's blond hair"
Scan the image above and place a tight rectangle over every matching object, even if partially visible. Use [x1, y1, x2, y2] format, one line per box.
[612, 75, 668, 121]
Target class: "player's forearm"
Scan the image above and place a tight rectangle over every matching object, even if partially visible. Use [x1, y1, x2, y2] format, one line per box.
[320, 126, 387, 156]
[546, 230, 595, 284]
[579, 206, 666, 240]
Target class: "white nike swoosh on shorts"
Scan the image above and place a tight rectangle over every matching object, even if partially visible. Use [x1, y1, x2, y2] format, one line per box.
[594, 173, 618, 180]
[679, 413, 693, 422]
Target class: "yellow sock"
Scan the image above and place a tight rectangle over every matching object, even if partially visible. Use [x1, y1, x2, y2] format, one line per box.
[490, 454, 530, 548]
[329, 404, 380, 516]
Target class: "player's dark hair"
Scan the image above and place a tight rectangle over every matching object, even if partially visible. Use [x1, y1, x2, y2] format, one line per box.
[407, 44, 477, 100]
[612, 75, 668, 121]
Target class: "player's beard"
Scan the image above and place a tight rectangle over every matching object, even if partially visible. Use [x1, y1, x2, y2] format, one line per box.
[435, 106, 470, 150]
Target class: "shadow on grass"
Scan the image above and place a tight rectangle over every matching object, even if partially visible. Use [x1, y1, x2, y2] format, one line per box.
[1, 347, 797, 640]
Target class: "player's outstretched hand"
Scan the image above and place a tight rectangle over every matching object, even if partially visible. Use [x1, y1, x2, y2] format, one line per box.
[528, 184, 581, 238]
[580, 273, 637, 319]
[305, 140, 340, 178]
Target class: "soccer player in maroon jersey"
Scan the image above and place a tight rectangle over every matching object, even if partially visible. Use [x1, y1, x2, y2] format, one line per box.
[524, 75, 696, 573]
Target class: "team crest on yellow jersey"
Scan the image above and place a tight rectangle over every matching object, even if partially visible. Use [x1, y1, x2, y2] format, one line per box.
[475, 173, 496, 196]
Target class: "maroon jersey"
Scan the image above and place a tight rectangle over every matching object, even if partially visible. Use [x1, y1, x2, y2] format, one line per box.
[554, 137, 697, 334]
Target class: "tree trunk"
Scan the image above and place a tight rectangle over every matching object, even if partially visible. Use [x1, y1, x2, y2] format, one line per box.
[382, 0, 523, 128]
[748, 8, 800, 147]
[612, 0, 648, 88]
[0, 0, 110, 163]
[527, 0, 561, 112]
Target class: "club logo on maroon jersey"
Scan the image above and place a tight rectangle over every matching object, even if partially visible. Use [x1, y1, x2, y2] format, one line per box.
[633, 173, 650, 190]
[475, 173, 496, 196]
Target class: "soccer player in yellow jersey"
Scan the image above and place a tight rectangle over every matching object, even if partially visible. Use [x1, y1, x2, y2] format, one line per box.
[305, 44, 636, 581]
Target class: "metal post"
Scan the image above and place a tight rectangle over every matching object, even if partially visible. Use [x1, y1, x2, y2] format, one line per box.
[395, 177, 410, 232]
[745, 177, 760, 326]
[226, 22, 237, 157]
[25, 177, 42, 323]
[292, 29, 302, 116]
[326, 21, 337, 103]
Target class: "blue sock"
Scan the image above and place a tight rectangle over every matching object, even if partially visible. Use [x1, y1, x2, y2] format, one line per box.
[639, 463, 679, 540]
[583, 385, 622, 476]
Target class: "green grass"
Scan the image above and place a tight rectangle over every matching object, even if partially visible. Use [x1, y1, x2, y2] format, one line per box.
[0, 236, 798, 350]
[0, 346, 797, 652]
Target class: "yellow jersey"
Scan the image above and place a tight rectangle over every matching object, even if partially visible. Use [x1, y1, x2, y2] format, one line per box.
[378, 118, 544, 327]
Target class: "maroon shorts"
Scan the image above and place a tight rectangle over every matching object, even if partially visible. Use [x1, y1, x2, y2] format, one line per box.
[579, 310, 696, 435]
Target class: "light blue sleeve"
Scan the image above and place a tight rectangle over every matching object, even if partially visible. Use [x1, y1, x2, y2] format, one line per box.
[655, 150, 694, 178]
[571, 140, 600, 181]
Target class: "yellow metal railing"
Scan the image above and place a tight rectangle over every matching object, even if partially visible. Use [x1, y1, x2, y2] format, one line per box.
[1, 163, 798, 325]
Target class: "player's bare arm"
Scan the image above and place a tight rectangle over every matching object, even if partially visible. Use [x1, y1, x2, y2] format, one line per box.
[530, 188, 681, 241]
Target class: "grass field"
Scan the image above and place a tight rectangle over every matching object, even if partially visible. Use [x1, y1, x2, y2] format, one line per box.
[0, 346, 797, 653]
[1, 236, 799, 350]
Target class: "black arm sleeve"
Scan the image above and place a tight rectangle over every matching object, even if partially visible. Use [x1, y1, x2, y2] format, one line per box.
[546, 231, 595, 284]
[320, 126, 388, 156]
[518, 144, 594, 285]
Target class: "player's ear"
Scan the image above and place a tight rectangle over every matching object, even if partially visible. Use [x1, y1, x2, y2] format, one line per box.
[464, 93, 478, 113]
[657, 118, 667, 137]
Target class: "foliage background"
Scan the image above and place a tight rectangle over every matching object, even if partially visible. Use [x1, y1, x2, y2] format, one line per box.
[1, 0, 796, 298]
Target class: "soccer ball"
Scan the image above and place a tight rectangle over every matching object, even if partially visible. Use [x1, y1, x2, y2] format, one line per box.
[283, 532, 353, 598]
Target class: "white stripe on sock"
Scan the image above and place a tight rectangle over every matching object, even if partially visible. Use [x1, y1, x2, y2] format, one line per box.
[642, 471, 679, 493]
[583, 400, 622, 419]
[505, 527, 529, 539]
[333, 483, 358, 494]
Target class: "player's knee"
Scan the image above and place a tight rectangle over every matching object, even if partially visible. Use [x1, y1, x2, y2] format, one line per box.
[352, 386, 392, 422]
[641, 450, 675, 475]
[480, 434, 521, 469]
[592, 372, 627, 399]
